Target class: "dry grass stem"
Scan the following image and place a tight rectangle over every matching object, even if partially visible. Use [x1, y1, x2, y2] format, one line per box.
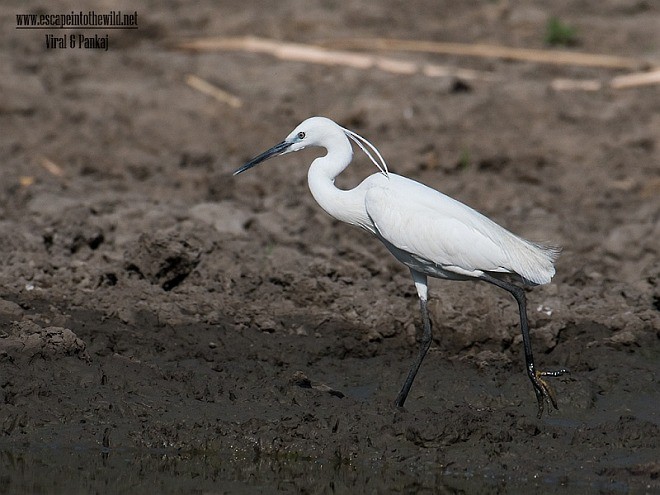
[176, 37, 493, 81]
[610, 69, 660, 89]
[321, 37, 647, 70]
[185, 74, 243, 108]
[39, 156, 64, 177]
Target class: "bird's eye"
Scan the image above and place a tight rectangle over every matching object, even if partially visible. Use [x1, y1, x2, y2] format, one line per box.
[297, 132, 305, 140]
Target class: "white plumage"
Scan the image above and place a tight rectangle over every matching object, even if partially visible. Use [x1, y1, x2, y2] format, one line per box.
[362, 174, 559, 285]
[234, 116, 567, 416]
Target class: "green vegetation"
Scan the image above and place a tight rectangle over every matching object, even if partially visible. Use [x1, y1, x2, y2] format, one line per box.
[457, 148, 471, 170]
[545, 17, 578, 46]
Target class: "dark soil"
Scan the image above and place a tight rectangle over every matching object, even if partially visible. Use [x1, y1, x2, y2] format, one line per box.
[1, 0, 659, 493]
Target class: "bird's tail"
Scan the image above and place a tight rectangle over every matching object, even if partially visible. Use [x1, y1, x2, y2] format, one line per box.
[510, 240, 561, 285]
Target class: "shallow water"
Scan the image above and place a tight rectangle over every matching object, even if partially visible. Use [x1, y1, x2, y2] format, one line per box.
[1, 446, 653, 494]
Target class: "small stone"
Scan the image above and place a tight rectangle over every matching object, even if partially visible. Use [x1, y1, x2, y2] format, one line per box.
[189, 202, 251, 236]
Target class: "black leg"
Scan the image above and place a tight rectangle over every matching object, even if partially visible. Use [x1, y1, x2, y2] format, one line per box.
[479, 273, 568, 417]
[395, 297, 433, 408]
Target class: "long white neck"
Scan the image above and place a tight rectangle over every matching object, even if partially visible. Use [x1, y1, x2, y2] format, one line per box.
[307, 133, 369, 228]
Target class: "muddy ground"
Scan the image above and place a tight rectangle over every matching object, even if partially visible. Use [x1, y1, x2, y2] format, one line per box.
[1, 0, 659, 493]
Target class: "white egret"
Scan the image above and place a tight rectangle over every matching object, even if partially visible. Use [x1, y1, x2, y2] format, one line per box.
[234, 116, 568, 417]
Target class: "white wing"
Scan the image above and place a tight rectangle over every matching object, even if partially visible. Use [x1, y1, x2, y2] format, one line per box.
[364, 174, 558, 284]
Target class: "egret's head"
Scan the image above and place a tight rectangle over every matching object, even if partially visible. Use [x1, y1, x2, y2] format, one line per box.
[233, 116, 388, 177]
[233, 117, 340, 176]
[286, 116, 343, 151]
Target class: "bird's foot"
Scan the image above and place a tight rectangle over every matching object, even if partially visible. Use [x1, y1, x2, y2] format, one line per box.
[530, 367, 570, 418]
[394, 390, 408, 409]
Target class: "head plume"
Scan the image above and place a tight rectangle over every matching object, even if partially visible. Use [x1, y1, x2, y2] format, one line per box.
[340, 126, 389, 177]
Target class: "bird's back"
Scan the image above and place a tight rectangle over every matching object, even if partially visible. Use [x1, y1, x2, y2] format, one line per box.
[361, 173, 559, 285]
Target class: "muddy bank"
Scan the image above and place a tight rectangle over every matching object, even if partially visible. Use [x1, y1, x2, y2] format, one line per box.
[1, 0, 659, 492]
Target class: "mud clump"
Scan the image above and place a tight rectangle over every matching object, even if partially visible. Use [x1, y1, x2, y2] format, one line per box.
[124, 232, 202, 291]
[0, 321, 87, 364]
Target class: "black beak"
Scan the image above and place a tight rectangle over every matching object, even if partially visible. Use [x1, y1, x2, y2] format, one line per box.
[233, 141, 293, 176]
